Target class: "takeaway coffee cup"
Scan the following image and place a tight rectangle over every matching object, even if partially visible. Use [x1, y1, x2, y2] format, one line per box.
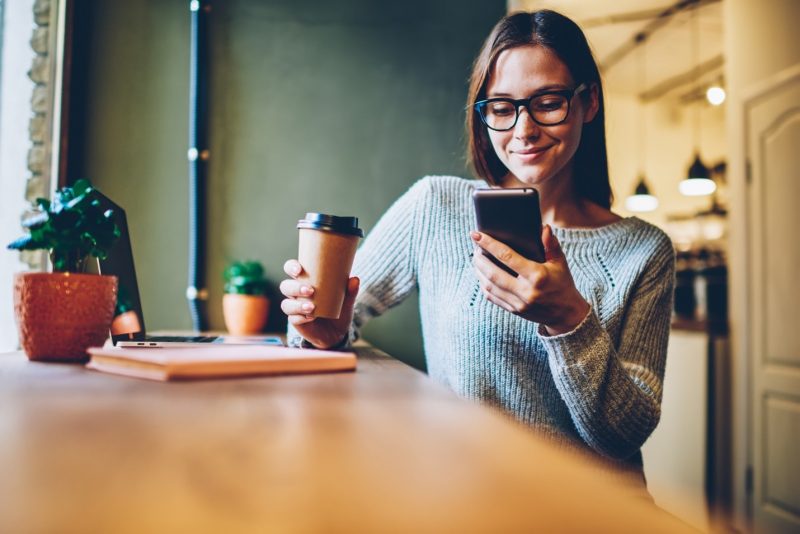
[297, 213, 364, 319]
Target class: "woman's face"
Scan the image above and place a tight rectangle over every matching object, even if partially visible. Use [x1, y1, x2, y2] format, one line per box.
[484, 45, 598, 189]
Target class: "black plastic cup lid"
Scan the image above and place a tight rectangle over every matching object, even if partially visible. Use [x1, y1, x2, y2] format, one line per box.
[297, 212, 364, 237]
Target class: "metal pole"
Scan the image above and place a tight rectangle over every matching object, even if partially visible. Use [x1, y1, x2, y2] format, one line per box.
[187, 0, 210, 331]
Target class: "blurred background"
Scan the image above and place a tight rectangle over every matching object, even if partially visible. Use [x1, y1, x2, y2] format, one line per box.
[1, 0, 798, 532]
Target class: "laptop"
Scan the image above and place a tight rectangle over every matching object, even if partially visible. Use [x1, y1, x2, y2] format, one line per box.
[91, 190, 282, 348]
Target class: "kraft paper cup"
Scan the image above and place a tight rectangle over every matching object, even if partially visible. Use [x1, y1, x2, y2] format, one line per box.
[297, 213, 363, 319]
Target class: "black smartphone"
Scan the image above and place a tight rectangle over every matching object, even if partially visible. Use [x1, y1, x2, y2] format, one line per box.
[472, 188, 545, 276]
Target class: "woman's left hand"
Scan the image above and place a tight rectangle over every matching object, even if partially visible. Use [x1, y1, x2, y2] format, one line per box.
[471, 225, 590, 335]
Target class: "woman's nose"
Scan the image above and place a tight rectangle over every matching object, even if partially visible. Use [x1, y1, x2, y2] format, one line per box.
[513, 106, 541, 138]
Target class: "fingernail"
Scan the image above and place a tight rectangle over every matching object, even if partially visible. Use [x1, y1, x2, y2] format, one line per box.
[291, 267, 301, 276]
[302, 302, 314, 312]
[301, 285, 314, 296]
[471, 231, 481, 241]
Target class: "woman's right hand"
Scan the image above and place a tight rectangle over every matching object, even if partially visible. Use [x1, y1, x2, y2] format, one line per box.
[279, 259, 360, 349]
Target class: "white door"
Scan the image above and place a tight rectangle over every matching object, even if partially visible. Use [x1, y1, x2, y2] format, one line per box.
[744, 64, 800, 533]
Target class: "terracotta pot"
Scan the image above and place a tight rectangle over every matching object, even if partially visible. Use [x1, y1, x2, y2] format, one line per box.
[14, 272, 118, 362]
[223, 293, 269, 335]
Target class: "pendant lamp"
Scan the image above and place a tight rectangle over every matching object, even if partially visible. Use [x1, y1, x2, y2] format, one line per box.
[625, 175, 659, 212]
[679, 6, 716, 197]
[625, 33, 658, 212]
[680, 153, 716, 196]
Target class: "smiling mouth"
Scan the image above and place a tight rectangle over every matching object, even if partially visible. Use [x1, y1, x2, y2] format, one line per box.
[513, 146, 551, 160]
[514, 146, 550, 155]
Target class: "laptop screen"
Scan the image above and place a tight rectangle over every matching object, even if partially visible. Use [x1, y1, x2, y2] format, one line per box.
[90, 191, 148, 342]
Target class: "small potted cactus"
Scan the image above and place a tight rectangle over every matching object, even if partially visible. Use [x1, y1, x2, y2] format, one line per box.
[222, 260, 270, 335]
[7, 179, 120, 361]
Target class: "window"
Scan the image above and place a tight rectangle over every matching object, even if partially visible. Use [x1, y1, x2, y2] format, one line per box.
[0, 0, 35, 351]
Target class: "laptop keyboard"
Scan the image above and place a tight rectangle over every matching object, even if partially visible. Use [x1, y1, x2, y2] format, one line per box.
[145, 335, 218, 343]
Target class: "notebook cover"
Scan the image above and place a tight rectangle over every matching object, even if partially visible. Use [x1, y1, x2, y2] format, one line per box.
[86, 344, 357, 381]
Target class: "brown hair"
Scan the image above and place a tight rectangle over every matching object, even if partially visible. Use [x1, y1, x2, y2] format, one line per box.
[466, 10, 612, 209]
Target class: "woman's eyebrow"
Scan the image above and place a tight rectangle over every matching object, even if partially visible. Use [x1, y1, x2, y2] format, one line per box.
[486, 84, 572, 98]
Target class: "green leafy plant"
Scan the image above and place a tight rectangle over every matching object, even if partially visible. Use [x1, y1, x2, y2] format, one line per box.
[223, 260, 268, 295]
[7, 179, 120, 273]
[115, 283, 134, 317]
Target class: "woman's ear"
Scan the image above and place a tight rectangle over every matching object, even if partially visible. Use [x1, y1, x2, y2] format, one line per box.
[582, 83, 600, 124]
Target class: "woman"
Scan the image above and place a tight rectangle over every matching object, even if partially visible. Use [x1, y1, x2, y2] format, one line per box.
[280, 10, 674, 483]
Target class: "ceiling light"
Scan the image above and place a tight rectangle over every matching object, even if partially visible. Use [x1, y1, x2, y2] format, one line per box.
[706, 86, 726, 105]
[680, 9, 716, 198]
[680, 154, 717, 196]
[626, 37, 658, 214]
[625, 176, 659, 212]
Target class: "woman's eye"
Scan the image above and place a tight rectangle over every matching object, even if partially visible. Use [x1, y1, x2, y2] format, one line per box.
[488, 103, 515, 116]
[533, 98, 565, 111]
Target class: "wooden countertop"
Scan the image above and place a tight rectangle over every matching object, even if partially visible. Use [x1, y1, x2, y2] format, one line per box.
[0, 345, 691, 533]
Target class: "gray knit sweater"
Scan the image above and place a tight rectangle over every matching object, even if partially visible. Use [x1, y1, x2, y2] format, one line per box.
[291, 175, 675, 476]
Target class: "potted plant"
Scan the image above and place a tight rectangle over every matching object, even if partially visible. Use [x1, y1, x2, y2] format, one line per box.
[7, 179, 120, 362]
[222, 260, 270, 335]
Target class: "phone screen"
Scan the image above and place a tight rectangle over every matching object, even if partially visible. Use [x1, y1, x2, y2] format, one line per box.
[472, 188, 545, 276]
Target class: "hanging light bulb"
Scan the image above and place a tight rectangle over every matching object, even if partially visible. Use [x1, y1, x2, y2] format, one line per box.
[625, 175, 659, 212]
[706, 85, 726, 105]
[680, 153, 717, 196]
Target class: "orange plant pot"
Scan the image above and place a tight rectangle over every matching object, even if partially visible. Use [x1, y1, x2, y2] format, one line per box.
[13, 272, 118, 362]
[222, 293, 269, 335]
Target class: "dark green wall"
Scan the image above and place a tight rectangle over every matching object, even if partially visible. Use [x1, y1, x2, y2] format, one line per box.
[77, 0, 505, 370]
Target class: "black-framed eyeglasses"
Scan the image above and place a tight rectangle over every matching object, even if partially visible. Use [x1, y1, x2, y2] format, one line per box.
[472, 83, 588, 131]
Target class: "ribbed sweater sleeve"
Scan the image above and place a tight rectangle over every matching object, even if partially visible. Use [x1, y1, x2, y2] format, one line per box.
[538, 236, 675, 460]
[349, 178, 429, 336]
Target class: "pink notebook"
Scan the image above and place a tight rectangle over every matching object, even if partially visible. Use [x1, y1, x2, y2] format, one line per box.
[86, 344, 356, 381]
